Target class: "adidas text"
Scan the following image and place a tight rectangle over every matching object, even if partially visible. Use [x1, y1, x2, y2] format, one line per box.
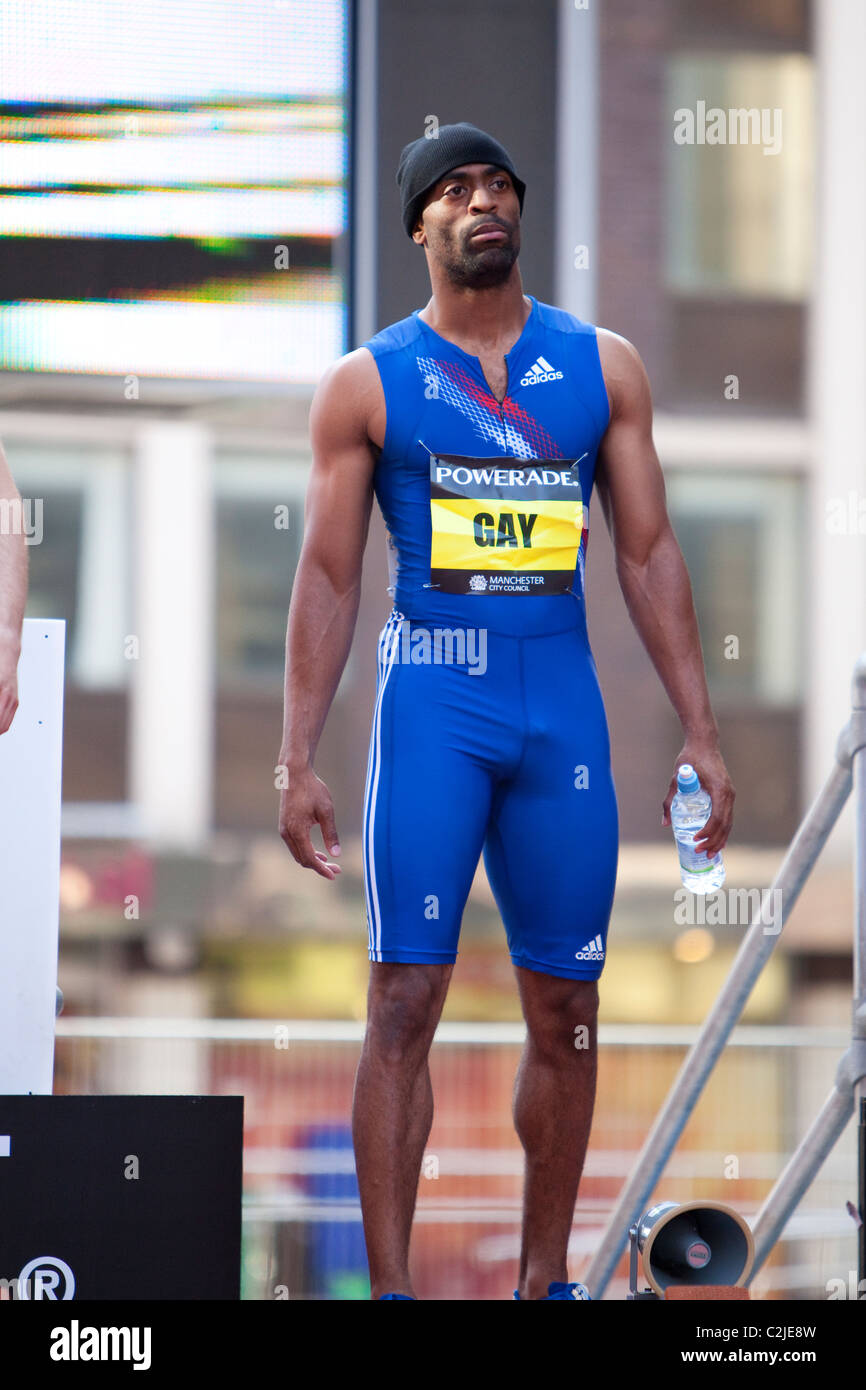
[520, 355, 564, 387]
[575, 934, 605, 962]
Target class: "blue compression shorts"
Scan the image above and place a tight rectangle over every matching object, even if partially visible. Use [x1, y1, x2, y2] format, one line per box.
[362, 609, 619, 981]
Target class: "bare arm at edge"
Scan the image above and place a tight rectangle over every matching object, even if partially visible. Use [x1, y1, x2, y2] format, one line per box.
[593, 328, 735, 858]
[278, 348, 380, 879]
[0, 438, 27, 735]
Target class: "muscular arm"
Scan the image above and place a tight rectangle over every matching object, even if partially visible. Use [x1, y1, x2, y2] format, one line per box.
[0, 438, 27, 734]
[593, 330, 734, 857]
[278, 349, 379, 878]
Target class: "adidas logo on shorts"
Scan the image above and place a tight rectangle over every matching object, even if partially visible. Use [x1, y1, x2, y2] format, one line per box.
[574, 934, 605, 962]
[520, 355, 564, 387]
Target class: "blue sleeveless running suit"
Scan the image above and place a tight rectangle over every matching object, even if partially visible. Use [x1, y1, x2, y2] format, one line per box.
[360, 295, 618, 980]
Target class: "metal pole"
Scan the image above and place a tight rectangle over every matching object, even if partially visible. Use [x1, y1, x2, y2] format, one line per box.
[584, 728, 855, 1300]
[748, 658, 866, 1276]
[859, 1097, 866, 1293]
[749, 1080, 854, 1275]
[852, 654, 866, 1292]
[852, 654, 866, 1038]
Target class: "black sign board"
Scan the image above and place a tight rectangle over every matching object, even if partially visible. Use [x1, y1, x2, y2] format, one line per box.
[0, 1096, 243, 1300]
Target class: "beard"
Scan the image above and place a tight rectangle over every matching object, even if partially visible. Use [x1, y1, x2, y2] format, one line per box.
[433, 223, 520, 288]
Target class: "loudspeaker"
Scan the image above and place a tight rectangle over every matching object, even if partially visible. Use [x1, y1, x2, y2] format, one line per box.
[628, 1201, 754, 1299]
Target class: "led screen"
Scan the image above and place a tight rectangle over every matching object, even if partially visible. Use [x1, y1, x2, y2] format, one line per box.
[0, 1, 349, 383]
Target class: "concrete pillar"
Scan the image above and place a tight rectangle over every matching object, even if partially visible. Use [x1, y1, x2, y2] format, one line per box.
[130, 421, 213, 850]
[555, 0, 601, 323]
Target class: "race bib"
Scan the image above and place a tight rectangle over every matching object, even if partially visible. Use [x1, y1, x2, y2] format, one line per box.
[429, 451, 585, 595]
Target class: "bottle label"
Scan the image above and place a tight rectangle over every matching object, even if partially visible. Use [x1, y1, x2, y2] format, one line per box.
[674, 830, 720, 874]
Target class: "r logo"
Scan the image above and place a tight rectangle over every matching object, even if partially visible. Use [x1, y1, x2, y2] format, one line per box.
[17, 1255, 76, 1300]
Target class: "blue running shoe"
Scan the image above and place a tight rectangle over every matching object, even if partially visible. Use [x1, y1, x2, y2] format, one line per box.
[379, 1293, 416, 1300]
[513, 1281, 591, 1300]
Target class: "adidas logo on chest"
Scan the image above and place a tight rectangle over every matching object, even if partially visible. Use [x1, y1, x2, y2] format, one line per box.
[520, 355, 564, 387]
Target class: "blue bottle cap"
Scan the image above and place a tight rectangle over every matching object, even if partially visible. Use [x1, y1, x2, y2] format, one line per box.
[677, 763, 700, 793]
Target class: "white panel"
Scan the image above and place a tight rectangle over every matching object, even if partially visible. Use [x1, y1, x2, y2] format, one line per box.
[807, 0, 866, 855]
[0, 619, 65, 1094]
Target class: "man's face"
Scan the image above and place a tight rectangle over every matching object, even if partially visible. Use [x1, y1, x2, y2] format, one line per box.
[413, 162, 521, 288]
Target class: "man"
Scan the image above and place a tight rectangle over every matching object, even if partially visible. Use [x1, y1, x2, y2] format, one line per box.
[279, 123, 734, 1300]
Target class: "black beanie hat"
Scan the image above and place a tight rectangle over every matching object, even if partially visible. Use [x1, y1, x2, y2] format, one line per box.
[396, 122, 526, 238]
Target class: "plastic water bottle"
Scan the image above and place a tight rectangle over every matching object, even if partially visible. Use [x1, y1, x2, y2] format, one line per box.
[671, 763, 725, 893]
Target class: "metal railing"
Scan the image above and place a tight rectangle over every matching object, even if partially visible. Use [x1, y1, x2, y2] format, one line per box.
[584, 652, 866, 1298]
[53, 1018, 855, 1299]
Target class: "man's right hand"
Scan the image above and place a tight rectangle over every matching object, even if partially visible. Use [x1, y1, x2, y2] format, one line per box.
[278, 765, 342, 880]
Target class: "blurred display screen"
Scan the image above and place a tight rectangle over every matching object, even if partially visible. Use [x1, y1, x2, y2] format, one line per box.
[0, 1, 349, 383]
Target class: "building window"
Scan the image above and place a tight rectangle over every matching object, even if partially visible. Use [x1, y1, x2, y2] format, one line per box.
[214, 451, 308, 689]
[665, 470, 804, 705]
[12, 440, 132, 689]
[666, 53, 813, 300]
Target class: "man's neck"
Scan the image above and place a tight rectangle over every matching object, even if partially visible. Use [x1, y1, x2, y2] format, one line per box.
[417, 278, 530, 351]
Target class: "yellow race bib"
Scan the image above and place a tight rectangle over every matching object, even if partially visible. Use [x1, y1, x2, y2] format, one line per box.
[429, 451, 584, 596]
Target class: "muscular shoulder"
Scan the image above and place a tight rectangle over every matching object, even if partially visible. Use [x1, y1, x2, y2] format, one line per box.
[309, 346, 385, 449]
[595, 327, 652, 423]
[311, 346, 381, 414]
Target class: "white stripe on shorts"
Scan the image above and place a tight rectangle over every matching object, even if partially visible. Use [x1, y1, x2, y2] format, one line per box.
[363, 611, 403, 961]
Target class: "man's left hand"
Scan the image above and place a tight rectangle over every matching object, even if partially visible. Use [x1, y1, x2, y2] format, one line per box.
[662, 742, 735, 860]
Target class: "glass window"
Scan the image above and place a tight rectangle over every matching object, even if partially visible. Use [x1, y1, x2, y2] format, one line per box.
[214, 451, 308, 689]
[666, 54, 813, 299]
[665, 470, 804, 704]
[9, 440, 132, 688]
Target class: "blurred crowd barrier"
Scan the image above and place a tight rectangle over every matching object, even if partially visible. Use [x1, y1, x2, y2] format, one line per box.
[54, 1019, 856, 1300]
